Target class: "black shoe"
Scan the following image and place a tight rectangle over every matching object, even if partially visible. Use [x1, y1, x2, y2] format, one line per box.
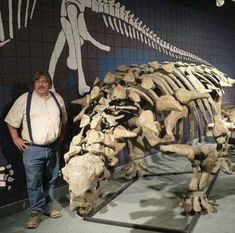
[26, 212, 41, 229]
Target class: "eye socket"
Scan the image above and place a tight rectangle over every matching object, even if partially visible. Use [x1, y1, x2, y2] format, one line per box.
[86, 189, 92, 194]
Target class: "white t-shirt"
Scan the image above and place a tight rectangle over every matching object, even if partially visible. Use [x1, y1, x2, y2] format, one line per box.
[5, 91, 67, 145]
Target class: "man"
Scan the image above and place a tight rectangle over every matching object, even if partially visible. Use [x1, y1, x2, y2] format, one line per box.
[5, 71, 67, 229]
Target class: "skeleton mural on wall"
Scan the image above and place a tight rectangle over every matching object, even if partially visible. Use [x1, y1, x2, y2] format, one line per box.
[48, 0, 111, 94]
[0, 0, 36, 189]
[1, 0, 210, 95]
[0, 165, 14, 190]
[0, 0, 37, 47]
[0, 148, 14, 190]
[49, 0, 213, 95]
[1, 0, 235, 94]
[216, 0, 235, 7]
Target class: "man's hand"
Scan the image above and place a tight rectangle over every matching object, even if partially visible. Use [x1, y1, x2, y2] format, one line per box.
[13, 137, 29, 151]
[7, 124, 29, 151]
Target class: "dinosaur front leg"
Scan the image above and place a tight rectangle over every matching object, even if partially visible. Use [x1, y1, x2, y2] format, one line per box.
[184, 147, 219, 213]
[121, 139, 150, 178]
[160, 144, 218, 213]
[67, 4, 90, 95]
[60, 17, 82, 70]
[183, 165, 216, 213]
[48, 30, 66, 90]
[183, 165, 201, 212]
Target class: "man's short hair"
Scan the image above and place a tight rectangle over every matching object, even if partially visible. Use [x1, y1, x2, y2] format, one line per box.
[32, 71, 52, 86]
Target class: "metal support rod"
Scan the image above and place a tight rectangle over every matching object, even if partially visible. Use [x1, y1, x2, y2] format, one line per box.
[84, 217, 186, 233]
[85, 177, 137, 218]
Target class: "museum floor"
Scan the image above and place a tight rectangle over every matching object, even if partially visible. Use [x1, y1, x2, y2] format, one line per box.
[0, 143, 235, 233]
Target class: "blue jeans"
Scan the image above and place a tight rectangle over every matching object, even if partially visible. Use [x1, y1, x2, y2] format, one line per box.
[23, 143, 59, 213]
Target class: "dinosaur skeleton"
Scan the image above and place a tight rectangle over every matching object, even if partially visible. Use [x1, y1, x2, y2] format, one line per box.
[62, 60, 235, 216]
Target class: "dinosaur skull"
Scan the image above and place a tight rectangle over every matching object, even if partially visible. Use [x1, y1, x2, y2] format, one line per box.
[62, 153, 110, 216]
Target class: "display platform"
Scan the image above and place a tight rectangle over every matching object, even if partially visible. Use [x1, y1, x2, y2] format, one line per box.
[0, 146, 234, 233]
[84, 152, 219, 233]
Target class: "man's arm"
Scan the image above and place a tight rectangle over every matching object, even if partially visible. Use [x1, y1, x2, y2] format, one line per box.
[7, 124, 29, 151]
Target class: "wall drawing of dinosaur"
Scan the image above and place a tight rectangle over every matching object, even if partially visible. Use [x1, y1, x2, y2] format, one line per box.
[0, 164, 14, 190]
[216, 0, 235, 7]
[48, 0, 212, 95]
[0, 146, 15, 190]
[1, 0, 232, 95]
[0, 0, 37, 47]
[49, 0, 111, 95]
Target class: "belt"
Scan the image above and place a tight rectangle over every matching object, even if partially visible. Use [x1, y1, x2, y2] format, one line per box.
[30, 140, 58, 148]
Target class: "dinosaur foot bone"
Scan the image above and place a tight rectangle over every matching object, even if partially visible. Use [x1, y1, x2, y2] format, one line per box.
[180, 191, 217, 213]
[119, 159, 151, 179]
[212, 156, 233, 175]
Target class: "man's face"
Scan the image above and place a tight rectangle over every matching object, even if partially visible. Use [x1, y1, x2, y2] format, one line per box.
[34, 76, 50, 96]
